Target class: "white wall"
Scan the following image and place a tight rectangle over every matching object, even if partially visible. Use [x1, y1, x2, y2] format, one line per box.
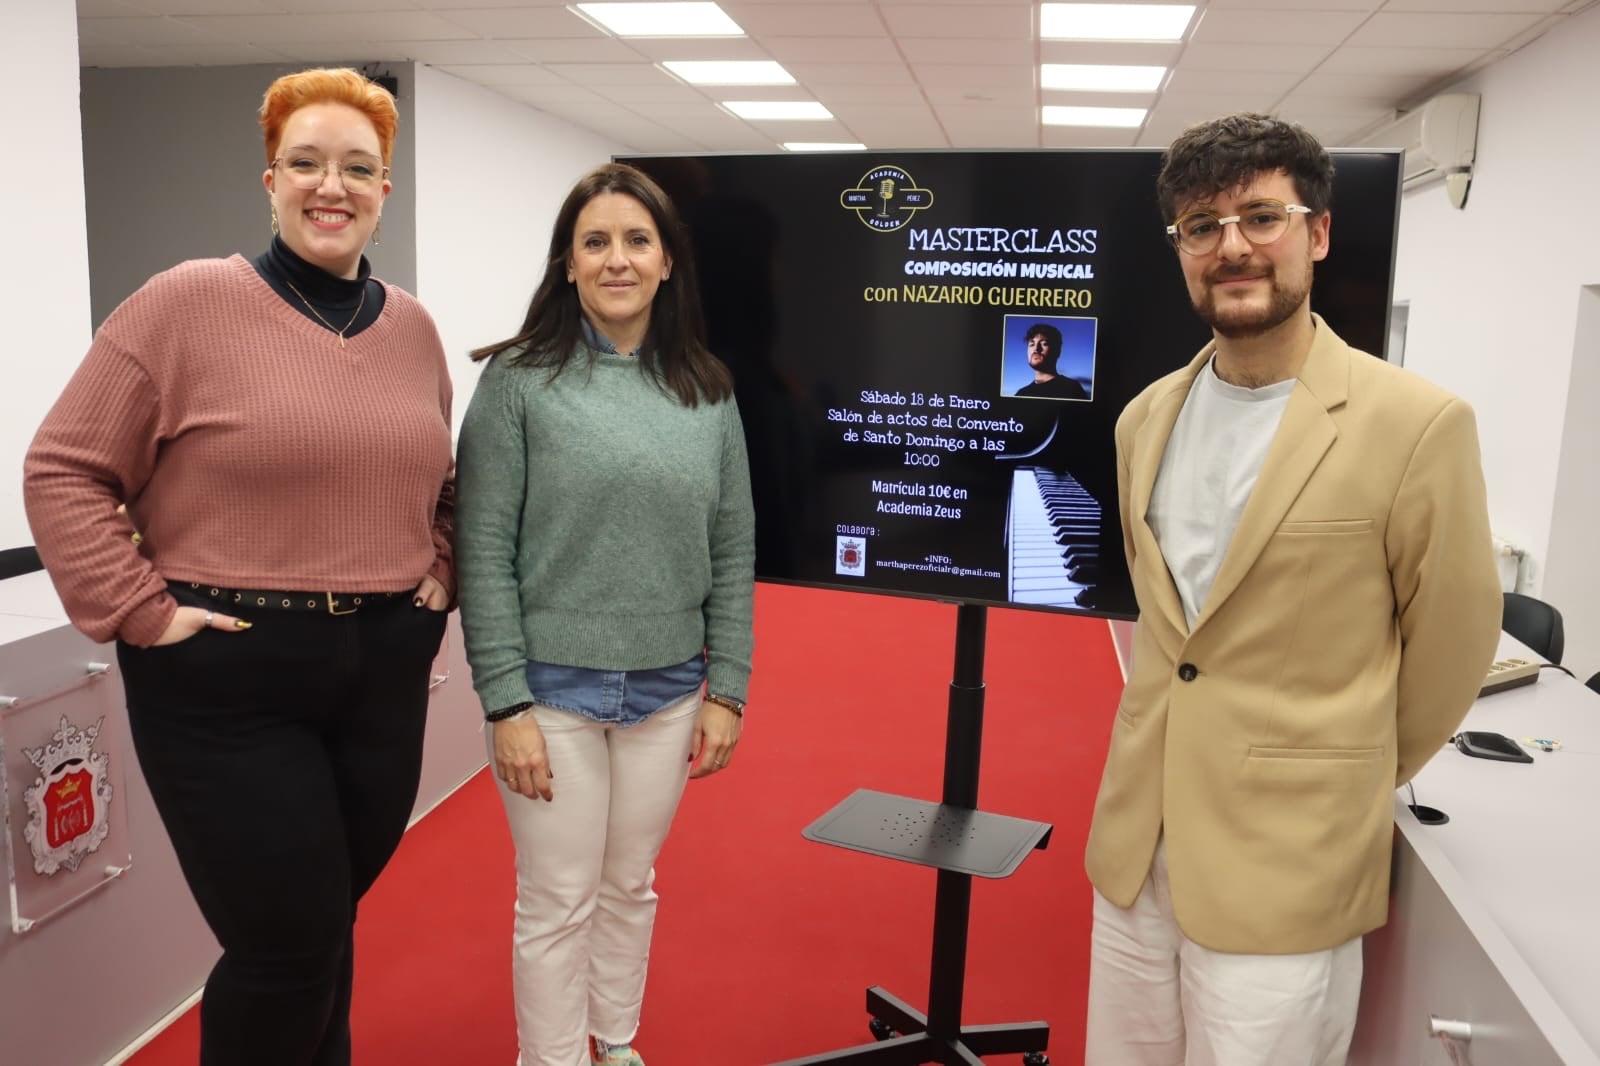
[0, 1, 91, 550]
[411, 64, 624, 432]
[1542, 287, 1600, 680]
[1391, 2, 1600, 668]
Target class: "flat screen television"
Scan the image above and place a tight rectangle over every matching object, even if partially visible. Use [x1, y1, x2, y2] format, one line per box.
[626, 149, 1402, 621]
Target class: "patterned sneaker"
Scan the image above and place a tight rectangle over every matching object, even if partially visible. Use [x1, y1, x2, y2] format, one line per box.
[589, 1036, 645, 1066]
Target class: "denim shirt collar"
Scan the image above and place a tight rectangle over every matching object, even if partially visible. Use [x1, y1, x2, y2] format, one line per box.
[580, 318, 641, 359]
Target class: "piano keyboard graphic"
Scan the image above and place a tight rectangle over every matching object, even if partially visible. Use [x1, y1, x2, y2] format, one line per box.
[1007, 466, 1102, 607]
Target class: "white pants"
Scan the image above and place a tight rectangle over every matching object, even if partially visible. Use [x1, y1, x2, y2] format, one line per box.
[1085, 840, 1363, 1066]
[492, 693, 701, 1066]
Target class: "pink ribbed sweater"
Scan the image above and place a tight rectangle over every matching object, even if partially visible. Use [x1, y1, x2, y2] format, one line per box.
[24, 255, 455, 647]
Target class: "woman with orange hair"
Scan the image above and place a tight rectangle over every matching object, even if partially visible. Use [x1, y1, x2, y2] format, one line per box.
[24, 68, 453, 1065]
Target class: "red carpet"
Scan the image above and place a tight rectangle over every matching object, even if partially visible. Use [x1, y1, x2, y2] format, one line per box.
[128, 583, 1121, 1065]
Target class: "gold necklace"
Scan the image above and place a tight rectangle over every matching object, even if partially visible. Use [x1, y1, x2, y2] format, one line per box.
[282, 277, 366, 349]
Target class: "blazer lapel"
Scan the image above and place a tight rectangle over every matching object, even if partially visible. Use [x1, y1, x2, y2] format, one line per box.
[1191, 315, 1350, 633]
[1129, 351, 1210, 637]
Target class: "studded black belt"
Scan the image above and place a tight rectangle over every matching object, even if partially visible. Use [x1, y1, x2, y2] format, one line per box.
[184, 583, 409, 615]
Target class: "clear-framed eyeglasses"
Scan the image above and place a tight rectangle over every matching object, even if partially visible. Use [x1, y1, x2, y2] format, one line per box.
[272, 152, 389, 193]
[1165, 200, 1313, 256]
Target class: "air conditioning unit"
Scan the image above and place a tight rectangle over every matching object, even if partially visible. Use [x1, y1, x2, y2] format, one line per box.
[1361, 92, 1480, 208]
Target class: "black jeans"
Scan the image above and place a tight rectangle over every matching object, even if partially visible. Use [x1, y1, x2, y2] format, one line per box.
[118, 586, 448, 1066]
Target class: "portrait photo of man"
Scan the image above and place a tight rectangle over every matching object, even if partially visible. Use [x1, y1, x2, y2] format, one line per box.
[1002, 316, 1095, 401]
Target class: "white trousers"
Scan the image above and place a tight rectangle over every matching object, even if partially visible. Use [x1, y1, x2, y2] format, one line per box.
[492, 693, 701, 1066]
[1085, 840, 1363, 1066]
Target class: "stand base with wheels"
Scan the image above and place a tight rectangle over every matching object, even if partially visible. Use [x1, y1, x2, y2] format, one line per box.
[771, 604, 1053, 1066]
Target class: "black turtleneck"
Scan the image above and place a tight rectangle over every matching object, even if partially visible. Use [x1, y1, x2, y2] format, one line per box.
[250, 236, 385, 339]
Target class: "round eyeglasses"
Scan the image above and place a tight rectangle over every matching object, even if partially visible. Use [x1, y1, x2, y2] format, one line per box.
[1166, 199, 1312, 256]
[272, 154, 389, 193]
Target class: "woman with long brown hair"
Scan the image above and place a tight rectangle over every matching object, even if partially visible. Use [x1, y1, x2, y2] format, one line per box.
[456, 162, 754, 1066]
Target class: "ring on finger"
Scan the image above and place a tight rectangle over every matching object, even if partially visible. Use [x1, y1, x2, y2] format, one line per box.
[204, 611, 215, 626]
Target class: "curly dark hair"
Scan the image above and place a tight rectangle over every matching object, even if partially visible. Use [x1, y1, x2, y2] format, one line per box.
[1156, 113, 1334, 223]
[471, 162, 731, 407]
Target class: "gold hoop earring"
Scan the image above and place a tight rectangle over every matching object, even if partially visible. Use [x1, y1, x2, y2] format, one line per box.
[372, 218, 382, 246]
[270, 207, 279, 236]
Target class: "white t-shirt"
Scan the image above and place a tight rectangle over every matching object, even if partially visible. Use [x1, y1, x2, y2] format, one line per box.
[1147, 357, 1296, 629]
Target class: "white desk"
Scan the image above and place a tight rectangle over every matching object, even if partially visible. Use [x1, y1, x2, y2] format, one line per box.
[1351, 635, 1600, 1065]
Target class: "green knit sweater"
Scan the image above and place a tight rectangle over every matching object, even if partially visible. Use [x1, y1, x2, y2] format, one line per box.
[455, 347, 755, 715]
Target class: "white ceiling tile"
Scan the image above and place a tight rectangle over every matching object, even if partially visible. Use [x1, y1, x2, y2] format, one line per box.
[500, 39, 647, 63]
[1178, 42, 1337, 71]
[1190, 9, 1371, 44]
[933, 104, 1037, 131]
[785, 62, 914, 84]
[825, 102, 939, 124]
[546, 63, 682, 86]
[75, 0, 1545, 155]
[1163, 67, 1300, 96]
[1291, 70, 1440, 101]
[811, 83, 927, 103]
[898, 38, 1027, 63]
[1346, 11, 1544, 47]
[77, 15, 228, 45]
[910, 63, 1033, 89]
[78, 0, 162, 14]
[421, 0, 579, 8]
[733, 116, 856, 140]
[426, 7, 605, 39]
[1041, 127, 1139, 148]
[435, 63, 567, 84]
[761, 38, 905, 62]
[840, 115, 948, 146]
[923, 84, 1035, 106]
[114, 0, 289, 12]
[593, 82, 715, 103]
[261, 42, 393, 63]
[1041, 88, 1157, 110]
[79, 43, 158, 66]
[274, 0, 425, 10]
[496, 83, 610, 106]
[695, 83, 822, 101]
[1147, 92, 1289, 120]
[1205, 0, 1373, 7]
[944, 126, 1038, 148]
[1277, 95, 1395, 122]
[1314, 45, 1489, 75]
[1382, 0, 1567, 11]
[125, 41, 294, 63]
[880, 4, 1034, 39]
[170, 12, 477, 43]
[645, 110, 777, 147]
[1038, 41, 1182, 66]
[623, 38, 773, 61]
[722, 4, 886, 36]
[627, 100, 728, 120]
[398, 40, 549, 64]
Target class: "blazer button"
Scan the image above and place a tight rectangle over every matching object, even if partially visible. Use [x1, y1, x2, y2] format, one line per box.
[1178, 663, 1199, 682]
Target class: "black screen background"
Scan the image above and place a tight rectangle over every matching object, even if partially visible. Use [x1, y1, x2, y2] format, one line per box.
[626, 149, 1401, 622]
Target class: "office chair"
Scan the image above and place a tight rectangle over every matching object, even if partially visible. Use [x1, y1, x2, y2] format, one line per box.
[0, 545, 44, 580]
[1502, 592, 1565, 665]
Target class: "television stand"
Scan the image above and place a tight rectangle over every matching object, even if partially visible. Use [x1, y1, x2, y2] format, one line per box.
[772, 603, 1053, 1066]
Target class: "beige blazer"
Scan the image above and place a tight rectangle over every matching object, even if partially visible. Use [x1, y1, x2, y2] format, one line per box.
[1084, 315, 1502, 955]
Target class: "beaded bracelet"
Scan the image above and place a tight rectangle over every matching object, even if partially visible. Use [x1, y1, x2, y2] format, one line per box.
[485, 701, 533, 722]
